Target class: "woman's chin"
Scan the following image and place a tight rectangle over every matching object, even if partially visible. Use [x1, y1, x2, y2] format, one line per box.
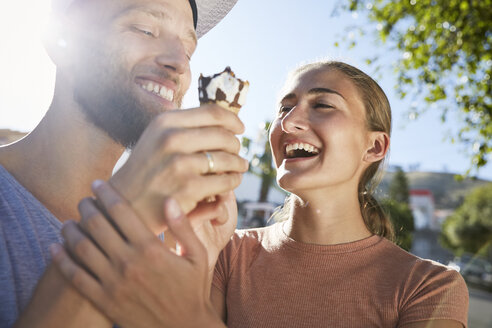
[277, 174, 312, 195]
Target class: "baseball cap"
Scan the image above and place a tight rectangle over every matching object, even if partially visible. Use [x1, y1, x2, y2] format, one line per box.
[51, 0, 238, 39]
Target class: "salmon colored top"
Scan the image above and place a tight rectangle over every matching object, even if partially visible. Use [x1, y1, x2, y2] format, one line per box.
[213, 223, 468, 328]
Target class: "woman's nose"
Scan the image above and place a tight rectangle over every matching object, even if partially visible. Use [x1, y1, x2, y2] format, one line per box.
[281, 106, 309, 133]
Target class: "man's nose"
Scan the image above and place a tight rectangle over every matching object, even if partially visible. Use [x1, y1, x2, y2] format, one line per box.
[154, 38, 189, 75]
[281, 105, 309, 133]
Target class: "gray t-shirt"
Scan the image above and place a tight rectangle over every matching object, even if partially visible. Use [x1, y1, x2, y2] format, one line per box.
[0, 164, 62, 327]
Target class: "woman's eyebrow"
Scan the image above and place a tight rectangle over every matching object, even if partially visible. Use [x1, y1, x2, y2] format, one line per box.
[308, 87, 346, 100]
[280, 93, 297, 103]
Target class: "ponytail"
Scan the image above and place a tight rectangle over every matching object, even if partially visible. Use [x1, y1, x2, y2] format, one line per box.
[358, 163, 394, 240]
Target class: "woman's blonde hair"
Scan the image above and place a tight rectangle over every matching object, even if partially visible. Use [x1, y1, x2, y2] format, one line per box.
[271, 60, 394, 240]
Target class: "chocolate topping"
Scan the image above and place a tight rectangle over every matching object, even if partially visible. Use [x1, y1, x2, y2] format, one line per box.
[198, 67, 249, 112]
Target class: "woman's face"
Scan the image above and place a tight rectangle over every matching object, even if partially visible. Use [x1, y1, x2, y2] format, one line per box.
[269, 68, 373, 194]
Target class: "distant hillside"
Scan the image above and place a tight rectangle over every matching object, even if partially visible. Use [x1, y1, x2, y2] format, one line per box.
[0, 129, 27, 146]
[377, 171, 491, 210]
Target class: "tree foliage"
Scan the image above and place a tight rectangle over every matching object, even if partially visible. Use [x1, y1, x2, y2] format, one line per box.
[440, 183, 492, 259]
[341, 0, 492, 174]
[381, 198, 414, 251]
[242, 122, 277, 202]
[382, 168, 414, 251]
[389, 167, 410, 204]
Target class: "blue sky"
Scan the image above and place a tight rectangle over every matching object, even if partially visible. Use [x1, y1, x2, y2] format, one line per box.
[1, 0, 491, 180]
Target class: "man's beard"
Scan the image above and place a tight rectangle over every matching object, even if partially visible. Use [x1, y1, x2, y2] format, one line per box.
[73, 42, 183, 149]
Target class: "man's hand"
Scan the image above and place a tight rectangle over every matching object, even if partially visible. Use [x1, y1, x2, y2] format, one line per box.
[51, 181, 226, 328]
[110, 104, 248, 234]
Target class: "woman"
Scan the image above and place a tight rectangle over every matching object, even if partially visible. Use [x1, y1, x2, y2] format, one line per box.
[51, 60, 468, 328]
[210, 61, 468, 327]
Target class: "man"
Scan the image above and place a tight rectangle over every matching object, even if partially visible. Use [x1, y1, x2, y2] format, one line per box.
[0, 0, 246, 326]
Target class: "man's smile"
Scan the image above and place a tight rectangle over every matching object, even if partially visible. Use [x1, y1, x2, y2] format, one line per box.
[136, 78, 175, 103]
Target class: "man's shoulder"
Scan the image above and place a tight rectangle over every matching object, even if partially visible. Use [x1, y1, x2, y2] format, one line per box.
[0, 163, 62, 255]
[0, 164, 61, 226]
[0, 167, 63, 326]
[0, 163, 32, 204]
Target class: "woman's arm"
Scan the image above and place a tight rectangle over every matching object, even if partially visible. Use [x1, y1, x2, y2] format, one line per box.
[399, 319, 464, 328]
[52, 181, 227, 327]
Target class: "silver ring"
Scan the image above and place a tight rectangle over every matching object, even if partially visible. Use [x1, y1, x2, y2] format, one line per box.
[204, 152, 215, 174]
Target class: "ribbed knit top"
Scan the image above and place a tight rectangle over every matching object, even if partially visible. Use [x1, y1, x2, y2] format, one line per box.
[213, 222, 468, 328]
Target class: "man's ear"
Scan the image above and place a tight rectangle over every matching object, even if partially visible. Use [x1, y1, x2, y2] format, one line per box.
[42, 15, 76, 68]
[364, 131, 390, 163]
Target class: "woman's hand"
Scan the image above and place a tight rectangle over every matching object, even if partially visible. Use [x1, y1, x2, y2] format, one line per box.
[110, 104, 248, 234]
[51, 181, 226, 328]
[188, 191, 238, 272]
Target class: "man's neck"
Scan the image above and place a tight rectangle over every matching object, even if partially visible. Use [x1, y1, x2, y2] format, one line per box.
[0, 102, 124, 222]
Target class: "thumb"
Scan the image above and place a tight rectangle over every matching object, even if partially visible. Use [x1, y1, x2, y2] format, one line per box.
[163, 197, 207, 264]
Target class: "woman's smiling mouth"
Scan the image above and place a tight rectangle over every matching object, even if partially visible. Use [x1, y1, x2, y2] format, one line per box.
[284, 142, 320, 159]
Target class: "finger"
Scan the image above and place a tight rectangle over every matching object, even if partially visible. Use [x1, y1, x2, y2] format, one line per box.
[212, 192, 237, 226]
[91, 180, 155, 247]
[199, 151, 249, 175]
[175, 173, 243, 207]
[162, 126, 242, 155]
[50, 244, 111, 317]
[154, 104, 245, 134]
[169, 152, 248, 176]
[78, 197, 132, 263]
[188, 199, 227, 228]
[61, 220, 114, 283]
[162, 198, 206, 264]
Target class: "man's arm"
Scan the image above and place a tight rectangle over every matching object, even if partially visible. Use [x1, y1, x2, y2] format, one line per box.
[15, 105, 244, 327]
[14, 264, 111, 328]
[210, 285, 227, 323]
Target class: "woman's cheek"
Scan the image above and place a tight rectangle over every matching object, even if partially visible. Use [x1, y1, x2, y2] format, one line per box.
[269, 121, 283, 167]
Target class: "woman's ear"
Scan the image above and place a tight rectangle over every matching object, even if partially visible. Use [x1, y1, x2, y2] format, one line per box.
[364, 131, 390, 163]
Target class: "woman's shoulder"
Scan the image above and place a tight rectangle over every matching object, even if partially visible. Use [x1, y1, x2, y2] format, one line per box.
[378, 239, 467, 308]
[231, 223, 282, 250]
[377, 238, 460, 276]
[402, 251, 467, 299]
[373, 239, 468, 325]
[214, 224, 281, 284]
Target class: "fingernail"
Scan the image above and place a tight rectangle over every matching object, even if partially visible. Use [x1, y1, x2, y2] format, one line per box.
[166, 198, 183, 221]
[50, 244, 62, 257]
[92, 179, 104, 190]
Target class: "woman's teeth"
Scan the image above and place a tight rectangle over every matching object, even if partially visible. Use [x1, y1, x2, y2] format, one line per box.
[140, 82, 174, 102]
[285, 142, 320, 158]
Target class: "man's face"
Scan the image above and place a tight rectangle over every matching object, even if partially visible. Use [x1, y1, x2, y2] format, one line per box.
[70, 0, 197, 148]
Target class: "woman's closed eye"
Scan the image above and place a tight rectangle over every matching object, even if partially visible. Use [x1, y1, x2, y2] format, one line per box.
[314, 103, 334, 110]
[279, 105, 293, 114]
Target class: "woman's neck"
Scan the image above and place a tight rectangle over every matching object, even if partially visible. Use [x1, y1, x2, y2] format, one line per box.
[283, 185, 372, 245]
